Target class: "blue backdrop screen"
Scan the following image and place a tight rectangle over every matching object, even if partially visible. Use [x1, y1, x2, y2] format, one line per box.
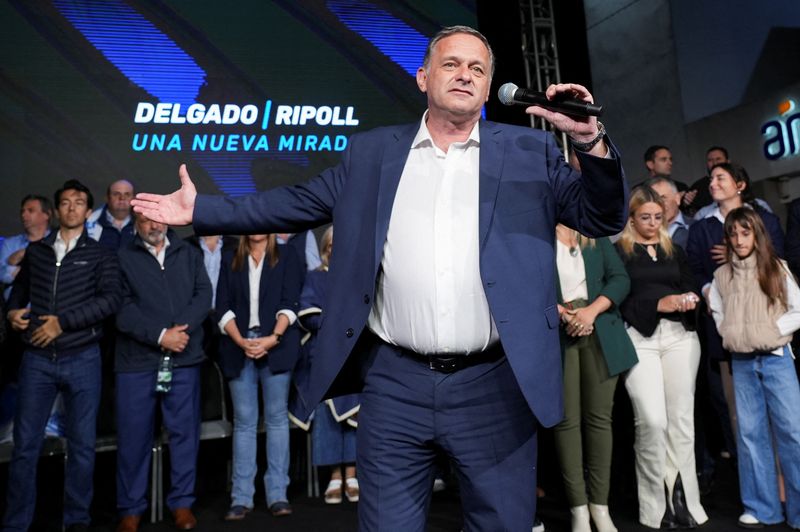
[0, 0, 476, 233]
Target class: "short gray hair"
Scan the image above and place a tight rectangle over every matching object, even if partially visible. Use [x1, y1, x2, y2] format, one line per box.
[422, 25, 495, 77]
[643, 176, 678, 194]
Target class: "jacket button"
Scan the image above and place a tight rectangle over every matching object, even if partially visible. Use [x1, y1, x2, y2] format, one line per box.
[345, 328, 354, 338]
[363, 294, 370, 304]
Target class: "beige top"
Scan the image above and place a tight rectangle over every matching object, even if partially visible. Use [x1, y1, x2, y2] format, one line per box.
[712, 254, 792, 353]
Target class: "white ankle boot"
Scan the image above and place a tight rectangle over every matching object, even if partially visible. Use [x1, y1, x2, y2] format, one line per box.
[570, 505, 591, 532]
[588, 503, 618, 532]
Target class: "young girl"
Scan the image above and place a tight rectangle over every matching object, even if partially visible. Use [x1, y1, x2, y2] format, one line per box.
[709, 207, 800, 529]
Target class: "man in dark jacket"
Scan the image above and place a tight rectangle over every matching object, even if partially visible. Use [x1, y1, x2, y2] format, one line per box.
[114, 212, 211, 532]
[86, 179, 136, 250]
[4, 179, 121, 532]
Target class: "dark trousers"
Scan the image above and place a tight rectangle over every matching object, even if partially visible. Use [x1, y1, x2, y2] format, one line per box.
[357, 340, 538, 532]
[115, 365, 200, 516]
[2, 344, 101, 531]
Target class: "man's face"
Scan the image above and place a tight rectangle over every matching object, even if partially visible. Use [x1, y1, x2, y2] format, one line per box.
[649, 181, 680, 224]
[56, 190, 90, 231]
[646, 149, 673, 177]
[20, 199, 49, 232]
[416, 33, 491, 122]
[107, 180, 134, 220]
[135, 215, 167, 247]
[706, 149, 728, 173]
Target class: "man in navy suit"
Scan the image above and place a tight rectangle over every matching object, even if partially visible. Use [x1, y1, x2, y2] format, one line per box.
[133, 26, 627, 531]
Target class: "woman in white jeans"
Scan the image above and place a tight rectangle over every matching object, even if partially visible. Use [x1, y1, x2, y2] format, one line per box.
[615, 186, 708, 529]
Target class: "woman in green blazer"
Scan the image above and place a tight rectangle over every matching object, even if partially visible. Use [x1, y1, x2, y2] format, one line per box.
[554, 224, 638, 532]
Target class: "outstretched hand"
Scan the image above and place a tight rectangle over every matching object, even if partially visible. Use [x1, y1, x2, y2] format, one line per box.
[130, 164, 197, 226]
[525, 83, 602, 146]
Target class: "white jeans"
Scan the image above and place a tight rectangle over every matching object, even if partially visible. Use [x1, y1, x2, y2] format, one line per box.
[625, 319, 708, 528]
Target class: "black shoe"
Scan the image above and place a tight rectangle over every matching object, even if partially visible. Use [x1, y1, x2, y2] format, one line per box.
[65, 524, 90, 532]
[697, 471, 714, 496]
[661, 510, 679, 530]
[672, 474, 699, 529]
[269, 501, 292, 517]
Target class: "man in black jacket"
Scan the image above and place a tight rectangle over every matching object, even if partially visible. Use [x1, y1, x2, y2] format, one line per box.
[4, 179, 121, 532]
[114, 213, 211, 532]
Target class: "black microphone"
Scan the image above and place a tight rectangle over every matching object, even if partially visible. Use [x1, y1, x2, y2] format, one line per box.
[497, 82, 603, 117]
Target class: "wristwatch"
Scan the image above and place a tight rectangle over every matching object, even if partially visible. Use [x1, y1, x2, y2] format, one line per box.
[272, 332, 283, 343]
[570, 121, 605, 152]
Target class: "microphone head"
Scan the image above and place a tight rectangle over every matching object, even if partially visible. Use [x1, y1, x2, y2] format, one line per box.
[497, 83, 518, 106]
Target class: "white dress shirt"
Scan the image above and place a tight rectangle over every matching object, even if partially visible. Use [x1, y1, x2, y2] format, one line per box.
[142, 235, 171, 345]
[367, 113, 498, 355]
[54, 230, 80, 263]
[218, 254, 297, 335]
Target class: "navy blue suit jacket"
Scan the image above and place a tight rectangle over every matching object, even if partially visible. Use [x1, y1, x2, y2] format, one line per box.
[194, 120, 628, 427]
[215, 244, 303, 378]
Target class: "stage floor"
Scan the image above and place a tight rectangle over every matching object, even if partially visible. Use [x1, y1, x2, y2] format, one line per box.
[4, 437, 798, 531]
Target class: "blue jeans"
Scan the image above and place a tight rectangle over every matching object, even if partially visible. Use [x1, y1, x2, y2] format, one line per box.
[312, 402, 357, 467]
[732, 348, 800, 528]
[228, 357, 291, 507]
[2, 345, 101, 530]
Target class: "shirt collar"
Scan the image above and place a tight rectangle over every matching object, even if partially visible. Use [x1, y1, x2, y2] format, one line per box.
[55, 229, 82, 247]
[673, 211, 689, 228]
[199, 236, 222, 254]
[142, 234, 170, 257]
[412, 110, 481, 150]
[710, 202, 753, 224]
[105, 208, 131, 228]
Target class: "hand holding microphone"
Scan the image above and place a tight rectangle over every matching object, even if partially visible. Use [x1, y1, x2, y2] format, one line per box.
[499, 82, 606, 154]
[498, 82, 603, 117]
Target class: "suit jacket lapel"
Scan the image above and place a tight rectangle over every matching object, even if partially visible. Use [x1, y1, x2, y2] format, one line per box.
[374, 124, 417, 270]
[479, 121, 503, 249]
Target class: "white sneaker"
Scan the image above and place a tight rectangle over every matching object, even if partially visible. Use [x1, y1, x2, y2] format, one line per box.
[738, 513, 763, 528]
[532, 518, 545, 532]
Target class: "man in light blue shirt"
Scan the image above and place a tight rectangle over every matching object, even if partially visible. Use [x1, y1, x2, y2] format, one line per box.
[276, 231, 321, 273]
[646, 176, 693, 249]
[0, 195, 52, 300]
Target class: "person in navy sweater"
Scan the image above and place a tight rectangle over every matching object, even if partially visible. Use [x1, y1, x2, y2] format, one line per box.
[114, 213, 211, 532]
[295, 227, 360, 504]
[216, 234, 302, 520]
[685, 162, 785, 464]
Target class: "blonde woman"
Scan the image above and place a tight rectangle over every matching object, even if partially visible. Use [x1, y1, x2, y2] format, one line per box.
[615, 187, 708, 529]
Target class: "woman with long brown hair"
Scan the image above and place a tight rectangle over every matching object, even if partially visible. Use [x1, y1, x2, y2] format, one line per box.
[616, 186, 708, 529]
[216, 234, 303, 520]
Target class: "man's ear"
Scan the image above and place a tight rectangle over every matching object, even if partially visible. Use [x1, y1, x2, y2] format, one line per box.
[416, 67, 427, 93]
